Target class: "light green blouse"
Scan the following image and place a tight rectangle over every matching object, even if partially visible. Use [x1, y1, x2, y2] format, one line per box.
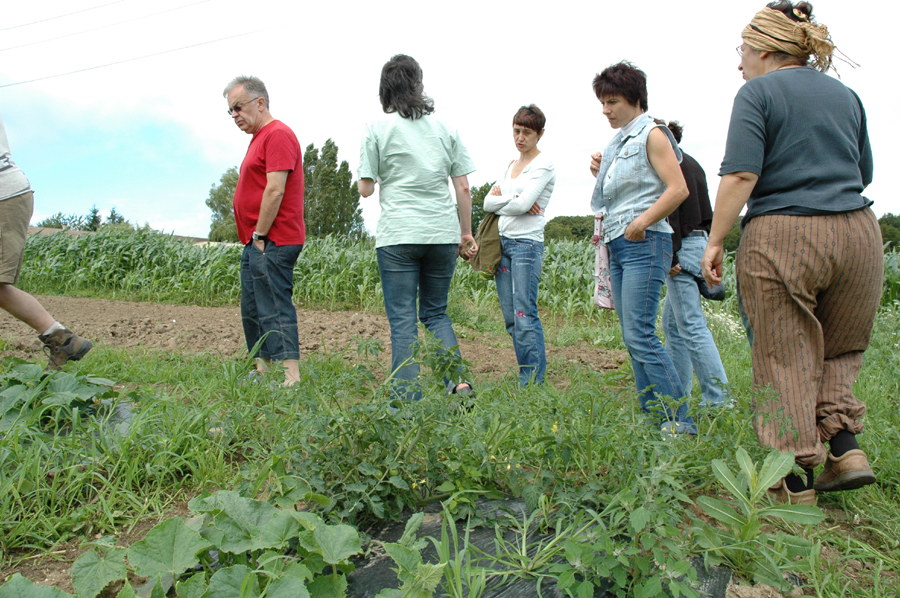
[359, 113, 475, 248]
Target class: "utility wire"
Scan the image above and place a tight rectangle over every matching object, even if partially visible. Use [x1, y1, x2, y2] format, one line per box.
[0, 0, 131, 32]
[0, 28, 271, 88]
[1, 0, 213, 53]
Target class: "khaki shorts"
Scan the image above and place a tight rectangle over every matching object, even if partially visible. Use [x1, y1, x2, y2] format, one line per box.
[0, 190, 34, 285]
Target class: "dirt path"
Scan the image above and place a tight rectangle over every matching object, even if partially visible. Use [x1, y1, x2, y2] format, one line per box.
[0, 295, 624, 380]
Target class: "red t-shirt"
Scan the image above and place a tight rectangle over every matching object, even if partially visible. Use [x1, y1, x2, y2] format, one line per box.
[233, 120, 305, 246]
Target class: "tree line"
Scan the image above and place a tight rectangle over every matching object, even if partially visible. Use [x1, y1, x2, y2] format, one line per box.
[36, 206, 130, 231]
[207, 139, 365, 243]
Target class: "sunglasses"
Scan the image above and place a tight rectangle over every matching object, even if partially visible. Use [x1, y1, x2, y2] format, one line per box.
[228, 97, 259, 116]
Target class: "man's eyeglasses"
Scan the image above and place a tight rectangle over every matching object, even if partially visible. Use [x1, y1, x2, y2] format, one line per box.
[736, 45, 743, 57]
[228, 97, 259, 116]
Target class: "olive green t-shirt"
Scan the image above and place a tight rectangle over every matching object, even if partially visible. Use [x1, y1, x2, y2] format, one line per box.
[359, 113, 475, 248]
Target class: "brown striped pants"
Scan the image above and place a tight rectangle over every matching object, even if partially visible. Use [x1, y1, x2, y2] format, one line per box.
[736, 208, 883, 468]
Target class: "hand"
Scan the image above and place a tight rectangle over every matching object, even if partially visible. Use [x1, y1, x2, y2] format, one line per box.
[668, 264, 682, 277]
[589, 151, 603, 177]
[702, 243, 725, 288]
[253, 239, 266, 253]
[624, 220, 646, 242]
[459, 234, 478, 259]
[527, 202, 544, 215]
[490, 186, 502, 196]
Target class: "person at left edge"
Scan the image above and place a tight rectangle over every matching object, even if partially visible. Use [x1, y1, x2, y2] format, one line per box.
[224, 75, 304, 387]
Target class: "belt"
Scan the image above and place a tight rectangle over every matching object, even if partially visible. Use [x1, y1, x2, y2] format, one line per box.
[686, 230, 707, 238]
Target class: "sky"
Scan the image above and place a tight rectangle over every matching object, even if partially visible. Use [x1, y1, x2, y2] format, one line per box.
[1, 0, 897, 239]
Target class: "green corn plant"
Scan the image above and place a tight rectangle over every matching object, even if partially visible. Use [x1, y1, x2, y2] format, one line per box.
[692, 448, 825, 590]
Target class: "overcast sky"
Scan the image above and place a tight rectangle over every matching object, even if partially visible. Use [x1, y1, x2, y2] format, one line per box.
[1, 0, 896, 238]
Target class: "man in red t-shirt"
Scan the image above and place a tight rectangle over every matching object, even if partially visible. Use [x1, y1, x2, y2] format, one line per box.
[223, 75, 305, 386]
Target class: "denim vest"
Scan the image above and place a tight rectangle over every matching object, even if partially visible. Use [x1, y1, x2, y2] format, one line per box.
[590, 114, 682, 242]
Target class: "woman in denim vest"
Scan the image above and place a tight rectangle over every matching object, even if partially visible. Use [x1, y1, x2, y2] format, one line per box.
[589, 62, 695, 434]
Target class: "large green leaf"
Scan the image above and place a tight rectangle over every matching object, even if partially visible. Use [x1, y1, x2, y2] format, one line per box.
[115, 582, 136, 598]
[263, 576, 310, 598]
[0, 574, 74, 597]
[759, 503, 824, 525]
[754, 451, 796, 501]
[313, 524, 361, 564]
[696, 497, 746, 528]
[735, 447, 757, 487]
[413, 563, 444, 591]
[200, 493, 278, 554]
[629, 506, 651, 533]
[127, 517, 212, 581]
[382, 543, 421, 573]
[252, 510, 301, 552]
[47, 374, 107, 401]
[71, 548, 127, 598]
[764, 531, 816, 557]
[208, 565, 260, 598]
[710, 460, 747, 506]
[174, 573, 209, 598]
[306, 574, 347, 598]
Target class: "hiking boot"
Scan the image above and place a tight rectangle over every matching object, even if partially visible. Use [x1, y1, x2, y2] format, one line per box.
[814, 449, 876, 492]
[40, 328, 93, 370]
[768, 479, 816, 506]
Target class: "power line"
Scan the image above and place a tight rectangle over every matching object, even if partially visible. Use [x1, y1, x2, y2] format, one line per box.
[0, 0, 213, 53]
[0, 28, 271, 88]
[0, 0, 131, 32]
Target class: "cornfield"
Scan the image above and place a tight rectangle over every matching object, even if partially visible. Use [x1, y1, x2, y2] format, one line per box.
[23, 228, 900, 315]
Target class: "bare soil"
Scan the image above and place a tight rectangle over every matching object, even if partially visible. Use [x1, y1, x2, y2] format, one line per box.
[0, 295, 625, 381]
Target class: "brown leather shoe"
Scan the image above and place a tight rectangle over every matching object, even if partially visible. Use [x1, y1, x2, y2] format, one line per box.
[814, 449, 876, 492]
[767, 479, 816, 506]
[39, 328, 93, 370]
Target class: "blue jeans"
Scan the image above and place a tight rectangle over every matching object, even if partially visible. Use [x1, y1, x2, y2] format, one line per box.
[662, 234, 730, 407]
[609, 231, 694, 429]
[240, 241, 303, 361]
[495, 237, 546, 385]
[376, 244, 463, 401]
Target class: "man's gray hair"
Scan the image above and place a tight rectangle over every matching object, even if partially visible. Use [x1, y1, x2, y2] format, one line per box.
[223, 75, 270, 109]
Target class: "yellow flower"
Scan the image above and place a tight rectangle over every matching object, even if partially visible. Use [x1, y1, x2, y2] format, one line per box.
[552, 422, 559, 433]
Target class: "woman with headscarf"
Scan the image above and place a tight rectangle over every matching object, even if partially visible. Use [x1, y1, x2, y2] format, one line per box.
[702, 2, 879, 504]
[358, 54, 478, 403]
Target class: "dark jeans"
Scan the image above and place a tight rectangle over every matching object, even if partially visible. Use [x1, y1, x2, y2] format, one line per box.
[240, 241, 303, 361]
[376, 243, 463, 401]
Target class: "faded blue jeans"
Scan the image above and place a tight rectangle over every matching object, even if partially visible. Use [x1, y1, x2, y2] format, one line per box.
[240, 241, 303, 361]
[609, 231, 695, 431]
[495, 237, 546, 385]
[663, 233, 730, 407]
[376, 244, 464, 401]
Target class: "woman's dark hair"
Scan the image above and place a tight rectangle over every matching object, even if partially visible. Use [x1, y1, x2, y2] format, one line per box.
[379, 54, 435, 120]
[513, 104, 546, 132]
[653, 118, 683, 143]
[764, 1, 816, 66]
[592, 61, 648, 111]
[766, 0, 814, 22]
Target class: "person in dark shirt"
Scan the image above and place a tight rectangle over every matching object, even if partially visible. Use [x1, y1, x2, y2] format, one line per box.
[658, 121, 730, 410]
[701, 1, 879, 506]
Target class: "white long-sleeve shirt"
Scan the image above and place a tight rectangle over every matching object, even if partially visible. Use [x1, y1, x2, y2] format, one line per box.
[483, 152, 555, 242]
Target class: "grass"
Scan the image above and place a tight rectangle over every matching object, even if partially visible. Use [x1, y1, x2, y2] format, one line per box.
[2, 231, 899, 596]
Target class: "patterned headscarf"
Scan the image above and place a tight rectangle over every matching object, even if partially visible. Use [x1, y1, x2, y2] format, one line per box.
[742, 7, 835, 72]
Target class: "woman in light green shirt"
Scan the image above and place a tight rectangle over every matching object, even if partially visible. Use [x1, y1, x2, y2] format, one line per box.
[358, 54, 478, 403]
